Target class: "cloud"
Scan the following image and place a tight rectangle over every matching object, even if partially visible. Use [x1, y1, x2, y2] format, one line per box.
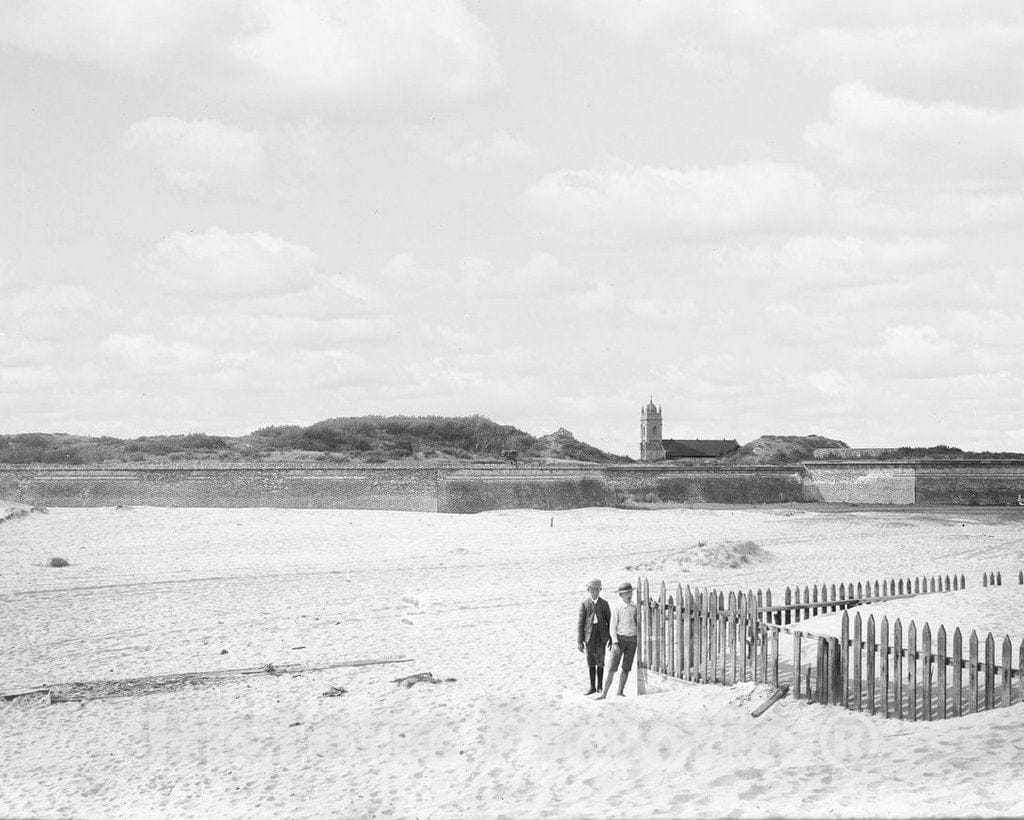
[522, 161, 824, 244]
[0, 0, 501, 115]
[144, 228, 320, 297]
[99, 333, 216, 375]
[168, 313, 395, 348]
[550, 0, 780, 44]
[629, 298, 697, 323]
[805, 83, 1024, 178]
[121, 116, 331, 199]
[409, 128, 535, 170]
[713, 235, 950, 286]
[381, 251, 587, 300]
[2, 285, 121, 341]
[786, 22, 1024, 101]
[832, 187, 1024, 233]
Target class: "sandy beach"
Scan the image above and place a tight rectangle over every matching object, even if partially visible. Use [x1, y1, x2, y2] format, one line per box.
[3, 504, 1024, 817]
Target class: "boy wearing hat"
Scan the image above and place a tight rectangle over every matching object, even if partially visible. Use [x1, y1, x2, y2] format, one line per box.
[597, 581, 638, 700]
[577, 578, 611, 695]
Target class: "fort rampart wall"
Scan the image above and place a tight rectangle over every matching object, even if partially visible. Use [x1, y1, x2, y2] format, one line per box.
[2, 460, 1023, 511]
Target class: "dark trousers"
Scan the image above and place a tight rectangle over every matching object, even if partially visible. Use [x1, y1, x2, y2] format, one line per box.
[608, 634, 637, 674]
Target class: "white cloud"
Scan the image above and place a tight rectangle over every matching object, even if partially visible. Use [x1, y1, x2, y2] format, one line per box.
[786, 23, 1024, 100]
[99, 333, 216, 375]
[121, 116, 331, 199]
[551, 0, 780, 44]
[806, 368, 865, 398]
[409, 128, 535, 170]
[169, 313, 395, 348]
[2, 286, 121, 341]
[869, 324, 966, 378]
[570, 282, 617, 313]
[805, 83, 1024, 178]
[381, 251, 587, 300]
[832, 187, 1024, 233]
[0, 0, 501, 115]
[144, 228, 320, 297]
[629, 298, 697, 323]
[522, 161, 824, 244]
[714, 235, 949, 286]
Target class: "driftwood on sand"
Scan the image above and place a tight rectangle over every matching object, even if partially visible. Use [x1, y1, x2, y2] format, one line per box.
[2, 657, 413, 704]
[391, 672, 457, 688]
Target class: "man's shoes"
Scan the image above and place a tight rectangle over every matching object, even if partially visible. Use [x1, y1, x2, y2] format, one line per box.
[584, 687, 597, 695]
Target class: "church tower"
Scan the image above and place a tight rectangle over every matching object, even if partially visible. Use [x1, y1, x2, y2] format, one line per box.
[640, 399, 666, 462]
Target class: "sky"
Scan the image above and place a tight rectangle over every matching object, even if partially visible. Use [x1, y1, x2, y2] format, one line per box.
[2, 1, 1024, 458]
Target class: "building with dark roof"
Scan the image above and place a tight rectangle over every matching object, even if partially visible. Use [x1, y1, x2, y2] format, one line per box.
[640, 399, 739, 462]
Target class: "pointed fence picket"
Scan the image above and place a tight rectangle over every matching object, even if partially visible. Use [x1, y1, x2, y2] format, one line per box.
[635, 571, 1023, 723]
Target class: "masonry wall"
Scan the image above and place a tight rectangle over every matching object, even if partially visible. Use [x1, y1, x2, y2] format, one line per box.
[4, 460, 1024, 511]
[0, 465, 440, 511]
[604, 466, 808, 505]
[914, 462, 1024, 506]
[803, 463, 916, 505]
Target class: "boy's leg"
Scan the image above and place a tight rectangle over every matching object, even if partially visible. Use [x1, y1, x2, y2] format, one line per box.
[597, 643, 622, 700]
[616, 637, 637, 696]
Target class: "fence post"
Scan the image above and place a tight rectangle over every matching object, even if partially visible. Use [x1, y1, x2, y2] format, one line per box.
[853, 613, 863, 711]
[908, 621, 918, 721]
[727, 592, 738, 684]
[880, 617, 890, 718]
[866, 616, 876, 715]
[667, 594, 675, 677]
[817, 637, 828, 705]
[893, 619, 904, 719]
[738, 591, 748, 683]
[657, 582, 666, 674]
[936, 625, 947, 720]
[793, 631, 802, 699]
[676, 583, 684, 680]
[643, 579, 651, 670]
[1019, 639, 1024, 706]
[771, 628, 780, 688]
[751, 592, 760, 684]
[840, 611, 850, 707]
[984, 633, 995, 710]
[968, 630, 979, 714]
[708, 590, 718, 684]
[830, 636, 842, 704]
[784, 587, 791, 626]
[952, 627, 962, 718]
[922, 624, 933, 721]
[1001, 636, 1012, 708]
[793, 586, 802, 624]
[694, 590, 703, 683]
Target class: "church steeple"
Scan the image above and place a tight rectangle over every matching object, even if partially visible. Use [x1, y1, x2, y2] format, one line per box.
[640, 398, 665, 462]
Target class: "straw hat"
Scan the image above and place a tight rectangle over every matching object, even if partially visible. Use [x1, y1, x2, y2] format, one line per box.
[617, 581, 634, 593]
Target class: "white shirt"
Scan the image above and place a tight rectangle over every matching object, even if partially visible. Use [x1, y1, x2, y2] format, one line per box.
[589, 596, 601, 623]
[609, 599, 638, 640]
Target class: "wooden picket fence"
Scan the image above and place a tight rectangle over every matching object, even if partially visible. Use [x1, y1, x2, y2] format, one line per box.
[636, 570, 1024, 721]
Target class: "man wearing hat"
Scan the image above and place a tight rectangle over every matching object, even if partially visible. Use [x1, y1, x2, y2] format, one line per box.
[577, 578, 611, 695]
[597, 581, 639, 700]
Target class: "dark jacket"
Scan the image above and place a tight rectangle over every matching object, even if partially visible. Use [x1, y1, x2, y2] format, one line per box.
[577, 596, 611, 645]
